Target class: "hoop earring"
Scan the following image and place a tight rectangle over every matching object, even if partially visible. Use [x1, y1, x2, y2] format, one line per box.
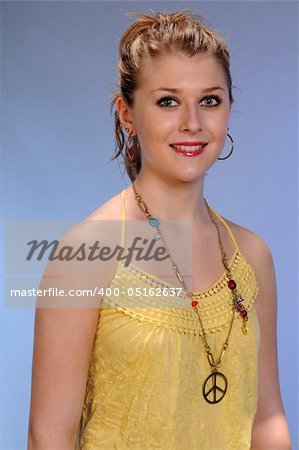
[218, 133, 234, 160]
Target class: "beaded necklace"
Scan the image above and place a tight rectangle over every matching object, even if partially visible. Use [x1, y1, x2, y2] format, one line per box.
[132, 183, 249, 404]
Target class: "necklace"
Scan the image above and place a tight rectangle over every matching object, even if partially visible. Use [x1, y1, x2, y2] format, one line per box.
[132, 183, 249, 404]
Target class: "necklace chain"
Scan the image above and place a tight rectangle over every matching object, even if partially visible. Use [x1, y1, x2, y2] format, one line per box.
[132, 183, 248, 404]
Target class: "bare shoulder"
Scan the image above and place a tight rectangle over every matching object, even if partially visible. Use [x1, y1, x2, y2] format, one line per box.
[86, 190, 123, 221]
[224, 217, 274, 276]
[38, 190, 124, 307]
[53, 190, 123, 262]
[221, 218, 277, 309]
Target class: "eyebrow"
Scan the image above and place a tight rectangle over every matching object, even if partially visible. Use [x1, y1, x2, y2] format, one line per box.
[151, 86, 226, 94]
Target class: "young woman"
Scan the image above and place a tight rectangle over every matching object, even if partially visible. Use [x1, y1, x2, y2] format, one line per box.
[28, 11, 291, 449]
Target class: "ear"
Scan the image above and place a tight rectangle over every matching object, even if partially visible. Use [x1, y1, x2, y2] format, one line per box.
[115, 96, 134, 129]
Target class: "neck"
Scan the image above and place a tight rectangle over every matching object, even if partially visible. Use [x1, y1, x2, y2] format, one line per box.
[132, 173, 209, 222]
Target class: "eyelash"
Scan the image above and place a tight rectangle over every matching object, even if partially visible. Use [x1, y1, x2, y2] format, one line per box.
[156, 95, 223, 108]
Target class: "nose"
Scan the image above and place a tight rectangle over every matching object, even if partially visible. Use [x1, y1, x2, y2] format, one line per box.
[179, 105, 202, 133]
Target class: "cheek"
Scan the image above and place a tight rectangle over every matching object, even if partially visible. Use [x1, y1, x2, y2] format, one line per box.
[208, 112, 229, 134]
[138, 113, 175, 141]
[219, 133, 228, 150]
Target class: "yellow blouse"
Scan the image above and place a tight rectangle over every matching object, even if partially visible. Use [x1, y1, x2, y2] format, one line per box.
[76, 190, 260, 450]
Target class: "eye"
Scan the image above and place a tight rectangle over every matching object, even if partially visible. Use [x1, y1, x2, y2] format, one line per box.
[200, 95, 223, 107]
[156, 96, 179, 108]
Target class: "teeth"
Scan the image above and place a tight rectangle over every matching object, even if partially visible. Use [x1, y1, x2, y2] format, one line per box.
[172, 144, 206, 151]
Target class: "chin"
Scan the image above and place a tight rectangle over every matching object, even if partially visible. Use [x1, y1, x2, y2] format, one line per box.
[151, 164, 204, 185]
[180, 166, 204, 180]
[173, 169, 204, 184]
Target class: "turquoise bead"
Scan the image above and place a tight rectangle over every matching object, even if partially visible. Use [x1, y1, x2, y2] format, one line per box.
[149, 217, 160, 227]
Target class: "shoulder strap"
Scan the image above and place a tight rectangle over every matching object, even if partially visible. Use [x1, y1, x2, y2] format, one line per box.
[120, 189, 126, 248]
[209, 206, 239, 251]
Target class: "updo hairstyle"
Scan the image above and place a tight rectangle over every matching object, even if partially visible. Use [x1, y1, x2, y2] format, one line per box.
[111, 11, 233, 181]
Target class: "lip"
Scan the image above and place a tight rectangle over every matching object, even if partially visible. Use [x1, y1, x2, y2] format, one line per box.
[170, 142, 207, 146]
[169, 143, 208, 157]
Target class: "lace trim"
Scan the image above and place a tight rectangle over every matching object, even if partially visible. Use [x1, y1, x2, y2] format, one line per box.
[116, 249, 240, 300]
[100, 251, 259, 335]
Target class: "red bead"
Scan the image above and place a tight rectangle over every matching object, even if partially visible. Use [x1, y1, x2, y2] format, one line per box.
[228, 279, 237, 290]
[240, 309, 248, 319]
[235, 304, 243, 312]
[191, 300, 198, 307]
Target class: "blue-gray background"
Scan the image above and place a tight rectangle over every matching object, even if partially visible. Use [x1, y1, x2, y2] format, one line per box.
[1, 1, 298, 449]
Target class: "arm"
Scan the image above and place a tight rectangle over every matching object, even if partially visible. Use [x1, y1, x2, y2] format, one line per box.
[27, 307, 100, 450]
[245, 236, 291, 449]
[27, 216, 119, 449]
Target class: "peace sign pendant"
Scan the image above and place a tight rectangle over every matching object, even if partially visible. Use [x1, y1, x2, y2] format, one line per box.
[202, 371, 228, 404]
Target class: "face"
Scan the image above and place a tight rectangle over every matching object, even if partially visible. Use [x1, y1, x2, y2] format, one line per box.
[117, 52, 231, 184]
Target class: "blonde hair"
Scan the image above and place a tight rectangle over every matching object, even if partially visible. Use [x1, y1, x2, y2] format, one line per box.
[111, 11, 233, 181]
